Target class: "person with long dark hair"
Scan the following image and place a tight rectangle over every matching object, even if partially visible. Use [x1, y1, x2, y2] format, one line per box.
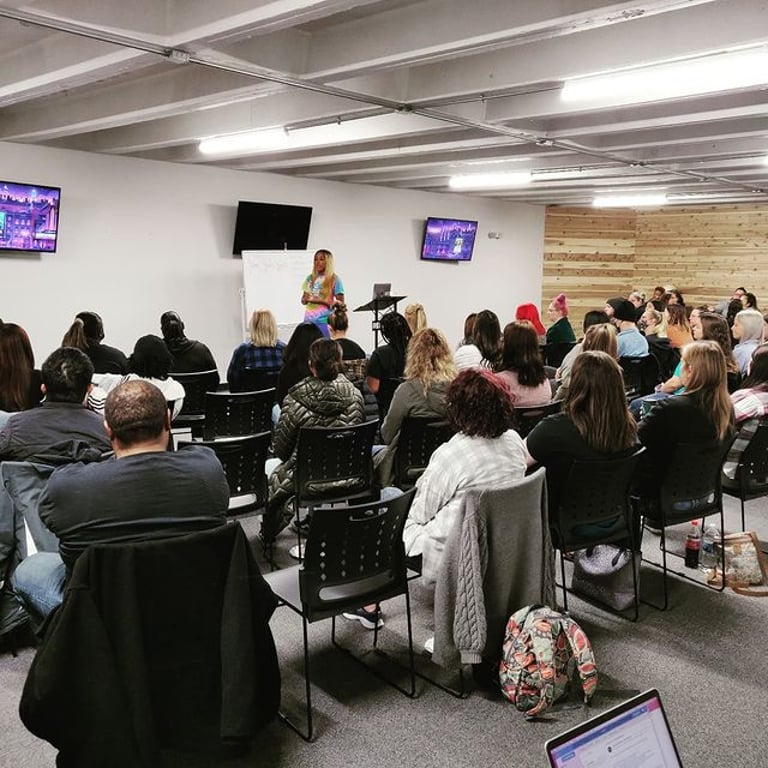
[61, 311, 128, 374]
[275, 322, 324, 405]
[365, 311, 412, 395]
[402, 368, 526, 580]
[0, 321, 41, 412]
[301, 249, 344, 337]
[455, 309, 501, 370]
[495, 322, 551, 406]
[527, 351, 637, 514]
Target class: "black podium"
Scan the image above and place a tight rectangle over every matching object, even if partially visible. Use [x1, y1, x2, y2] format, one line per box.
[354, 295, 406, 349]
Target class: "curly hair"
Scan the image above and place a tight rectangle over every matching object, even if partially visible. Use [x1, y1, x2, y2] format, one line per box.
[446, 368, 515, 439]
[404, 328, 456, 393]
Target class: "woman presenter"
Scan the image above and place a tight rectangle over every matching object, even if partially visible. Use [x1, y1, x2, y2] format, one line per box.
[301, 249, 344, 337]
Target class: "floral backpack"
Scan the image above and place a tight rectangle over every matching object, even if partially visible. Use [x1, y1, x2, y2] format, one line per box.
[499, 604, 598, 718]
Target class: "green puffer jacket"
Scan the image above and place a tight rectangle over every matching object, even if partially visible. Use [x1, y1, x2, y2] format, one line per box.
[265, 374, 365, 533]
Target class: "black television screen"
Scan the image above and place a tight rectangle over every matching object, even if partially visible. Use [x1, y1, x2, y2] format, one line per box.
[232, 200, 312, 255]
[420, 217, 478, 262]
[0, 180, 61, 253]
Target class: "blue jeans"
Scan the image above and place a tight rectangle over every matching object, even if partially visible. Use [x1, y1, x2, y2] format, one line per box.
[12, 552, 66, 621]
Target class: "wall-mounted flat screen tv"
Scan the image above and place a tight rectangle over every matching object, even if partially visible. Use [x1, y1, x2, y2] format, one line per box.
[420, 216, 478, 262]
[232, 200, 313, 255]
[0, 181, 62, 253]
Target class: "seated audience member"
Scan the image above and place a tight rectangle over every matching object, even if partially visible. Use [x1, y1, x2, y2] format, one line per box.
[454, 309, 502, 370]
[91, 335, 185, 418]
[0, 321, 42, 414]
[276, 323, 324, 405]
[11, 380, 228, 620]
[664, 304, 693, 350]
[696, 312, 740, 391]
[227, 309, 285, 392]
[634, 340, 734, 505]
[457, 312, 477, 348]
[160, 310, 217, 373]
[514, 303, 547, 343]
[650, 286, 666, 302]
[402, 369, 527, 582]
[263, 338, 366, 544]
[545, 293, 576, 344]
[628, 290, 646, 321]
[366, 312, 412, 415]
[375, 328, 456, 486]
[715, 286, 747, 315]
[665, 289, 685, 307]
[526, 351, 637, 523]
[328, 303, 366, 379]
[0, 347, 111, 462]
[732, 309, 764, 374]
[61, 311, 128, 374]
[741, 292, 759, 310]
[726, 299, 744, 341]
[556, 310, 610, 385]
[404, 303, 428, 336]
[611, 299, 649, 358]
[723, 344, 768, 484]
[495, 321, 551, 406]
[555, 323, 617, 402]
[642, 306, 663, 338]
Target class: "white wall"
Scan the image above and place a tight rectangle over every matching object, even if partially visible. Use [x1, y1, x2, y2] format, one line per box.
[0, 141, 545, 372]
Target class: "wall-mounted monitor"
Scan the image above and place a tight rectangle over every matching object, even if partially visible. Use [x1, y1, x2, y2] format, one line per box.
[232, 200, 313, 255]
[0, 181, 61, 253]
[420, 216, 478, 262]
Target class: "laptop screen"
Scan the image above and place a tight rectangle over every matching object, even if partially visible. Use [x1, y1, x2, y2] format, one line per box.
[546, 689, 683, 768]
[372, 283, 391, 299]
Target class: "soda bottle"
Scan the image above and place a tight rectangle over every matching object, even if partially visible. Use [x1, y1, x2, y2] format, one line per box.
[684, 520, 701, 568]
[700, 522, 720, 570]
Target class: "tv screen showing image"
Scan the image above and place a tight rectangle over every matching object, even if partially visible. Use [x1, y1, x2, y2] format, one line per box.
[232, 200, 313, 255]
[0, 181, 61, 253]
[420, 217, 478, 262]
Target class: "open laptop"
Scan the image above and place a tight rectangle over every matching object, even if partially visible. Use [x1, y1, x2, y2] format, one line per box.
[372, 282, 391, 299]
[545, 689, 683, 768]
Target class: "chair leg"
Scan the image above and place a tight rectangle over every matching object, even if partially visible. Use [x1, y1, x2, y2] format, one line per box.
[277, 615, 314, 741]
[558, 548, 569, 613]
[740, 497, 746, 532]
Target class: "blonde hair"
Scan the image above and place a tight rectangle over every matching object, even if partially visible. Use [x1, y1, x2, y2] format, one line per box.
[582, 323, 618, 359]
[404, 303, 427, 335]
[312, 249, 336, 300]
[681, 340, 733, 441]
[249, 309, 278, 347]
[404, 327, 456, 393]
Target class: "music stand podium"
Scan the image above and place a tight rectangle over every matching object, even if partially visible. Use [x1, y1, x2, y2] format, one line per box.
[354, 295, 406, 349]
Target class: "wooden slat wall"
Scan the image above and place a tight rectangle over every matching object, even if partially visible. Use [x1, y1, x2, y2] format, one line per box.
[542, 204, 768, 325]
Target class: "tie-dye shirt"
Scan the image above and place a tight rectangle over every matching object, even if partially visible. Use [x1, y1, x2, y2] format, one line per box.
[302, 272, 344, 327]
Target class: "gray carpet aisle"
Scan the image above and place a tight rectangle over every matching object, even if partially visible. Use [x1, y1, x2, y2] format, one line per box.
[2, 494, 767, 768]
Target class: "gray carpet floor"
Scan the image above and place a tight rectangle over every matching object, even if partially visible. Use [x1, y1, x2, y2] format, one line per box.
[2, 494, 767, 768]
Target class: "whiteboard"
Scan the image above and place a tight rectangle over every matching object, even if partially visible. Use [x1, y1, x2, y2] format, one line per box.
[241, 250, 312, 342]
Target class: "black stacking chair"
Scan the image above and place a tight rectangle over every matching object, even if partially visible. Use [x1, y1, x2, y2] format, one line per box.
[177, 432, 270, 517]
[170, 369, 220, 437]
[619, 355, 660, 401]
[232, 367, 281, 395]
[637, 439, 731, 610]
[544, 342, 576, 368]
[292, 420, 379, 555]
[203, 389, 274, 439]
[550, 448, 645, 621]
[394, 417, 454, 490]
[513, 400, 562, 439]
[263, 489, 417, 741]
[722, 420, 768, 532]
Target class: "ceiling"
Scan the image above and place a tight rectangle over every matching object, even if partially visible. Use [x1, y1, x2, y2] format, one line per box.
[1, 0, 767, 207]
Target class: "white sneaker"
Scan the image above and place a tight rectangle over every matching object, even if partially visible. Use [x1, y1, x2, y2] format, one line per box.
[424, 636, 434, 655]
[289, 543, 303, 560]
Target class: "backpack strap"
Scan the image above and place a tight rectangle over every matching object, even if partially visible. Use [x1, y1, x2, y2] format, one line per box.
[561, 616, 598, 702]
[520, 608, 564, 718]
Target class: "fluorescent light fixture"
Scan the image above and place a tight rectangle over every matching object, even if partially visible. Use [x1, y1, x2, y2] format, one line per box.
[763, 155, 768, 166]
[593, 193, 667, 208]
[448, 171, 532, 189]
[562, 47, 768, 105]
[199, 127, 289, 154]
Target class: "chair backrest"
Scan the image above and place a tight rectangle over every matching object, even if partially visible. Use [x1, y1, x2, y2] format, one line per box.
[731, 420, 768, 496]
[554, 448, 645, 550]
[619, 355, 660, 400]
[376, 377, 404, 420]
[295, 420, 379, 506]
[545, 342, 576, 368]
[299, 488, 416, 622]
[203, 389, 274, 438]
[394, 417, 454, 489]
[514, 400, 562, 439]
[658, 439, 730, 525]
[233, 368, 281, 395]
[171, 370, 220, 416]
[0, 461, 59, 552]
[177, 433, 270, 512]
